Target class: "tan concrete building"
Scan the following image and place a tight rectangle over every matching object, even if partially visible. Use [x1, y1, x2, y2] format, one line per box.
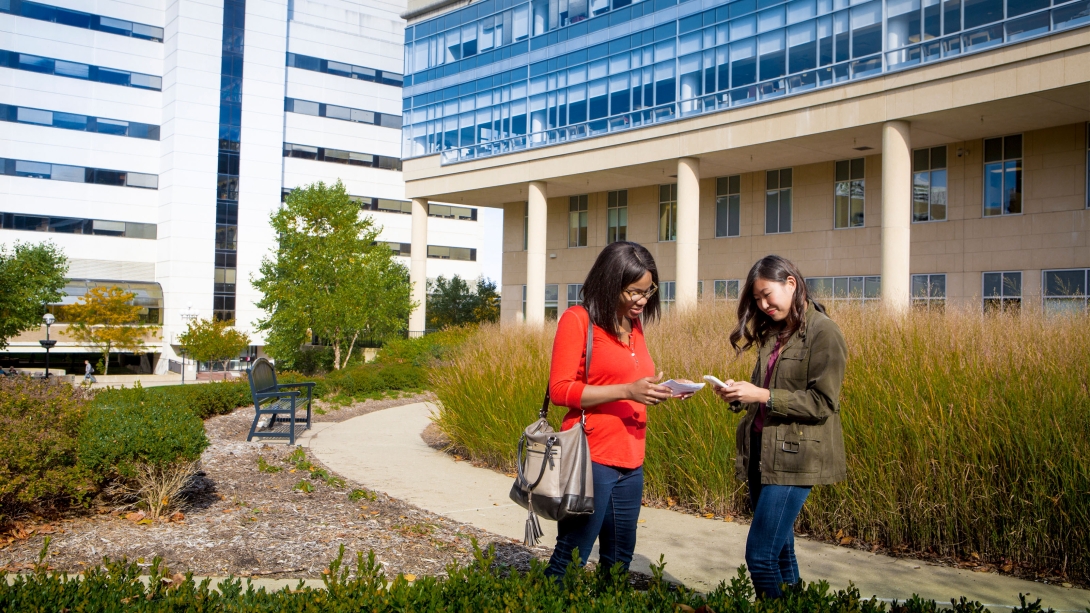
[397, 0, 1090, 327]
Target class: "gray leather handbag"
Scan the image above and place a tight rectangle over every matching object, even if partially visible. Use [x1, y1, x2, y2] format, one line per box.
[509, 317, 595, 546]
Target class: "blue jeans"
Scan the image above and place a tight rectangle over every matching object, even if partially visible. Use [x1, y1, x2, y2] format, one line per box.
[746, 430, 812, 598]
[545, 462, 643, 577]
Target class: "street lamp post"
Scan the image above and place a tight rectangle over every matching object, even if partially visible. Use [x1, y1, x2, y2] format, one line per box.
[39, 313, 56, 379]
[180, 304, 199, 384]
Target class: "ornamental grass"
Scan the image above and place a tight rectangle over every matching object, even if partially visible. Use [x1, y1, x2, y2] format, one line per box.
[430, 301, 1090, 582]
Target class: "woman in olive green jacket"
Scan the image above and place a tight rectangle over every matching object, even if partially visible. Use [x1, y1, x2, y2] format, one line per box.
[712, 255, 848, 598]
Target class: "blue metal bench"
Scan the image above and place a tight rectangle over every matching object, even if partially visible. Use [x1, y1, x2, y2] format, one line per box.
[246, 358, 314, 445]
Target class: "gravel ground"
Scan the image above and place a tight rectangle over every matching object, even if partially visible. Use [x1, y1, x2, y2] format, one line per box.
[0, 394, 552, 579]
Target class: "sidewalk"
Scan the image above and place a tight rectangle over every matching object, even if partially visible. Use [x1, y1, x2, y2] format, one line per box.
[301, 402, 1090, 611]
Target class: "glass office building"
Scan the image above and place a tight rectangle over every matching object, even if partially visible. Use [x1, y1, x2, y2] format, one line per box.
[401, 0, 1090, 162]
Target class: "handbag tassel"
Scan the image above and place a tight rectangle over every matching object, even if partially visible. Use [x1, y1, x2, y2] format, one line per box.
[524, 494, 544, 546]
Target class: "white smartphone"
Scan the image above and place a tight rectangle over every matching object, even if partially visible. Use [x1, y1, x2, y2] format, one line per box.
[703, 375, 731, 389]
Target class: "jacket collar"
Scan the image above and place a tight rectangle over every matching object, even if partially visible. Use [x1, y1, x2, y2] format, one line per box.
[761, 300, 819, 358]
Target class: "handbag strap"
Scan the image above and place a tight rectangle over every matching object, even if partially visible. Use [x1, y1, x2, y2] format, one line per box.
[539, 312, 595, 419]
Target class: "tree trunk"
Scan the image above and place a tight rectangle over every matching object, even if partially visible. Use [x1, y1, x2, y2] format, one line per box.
[340, 332, 360, 370]
[332, 336, 342, 371]
[101, 349, 110, 375]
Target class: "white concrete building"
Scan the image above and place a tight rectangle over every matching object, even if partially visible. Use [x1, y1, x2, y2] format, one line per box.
[0, 0, 496, 374]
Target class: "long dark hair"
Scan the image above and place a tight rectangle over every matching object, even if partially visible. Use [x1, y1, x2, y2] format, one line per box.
[729, 255, 824, 354]
[581, 241, 660, 335]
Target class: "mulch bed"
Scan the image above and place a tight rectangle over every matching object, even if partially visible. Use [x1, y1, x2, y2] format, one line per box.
[0, 394, 549, 580]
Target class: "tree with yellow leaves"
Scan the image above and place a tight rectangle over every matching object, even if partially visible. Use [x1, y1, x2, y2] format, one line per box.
[64, 286, 160, 375]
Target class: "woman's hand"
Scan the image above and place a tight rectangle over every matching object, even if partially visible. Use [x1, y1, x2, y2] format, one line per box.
[713, 380, 771, 405]
[627, 372, 674, 406]
[670, 378, 697, 400]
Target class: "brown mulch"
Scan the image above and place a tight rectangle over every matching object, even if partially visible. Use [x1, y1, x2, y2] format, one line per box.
[0, 394, 550, 579]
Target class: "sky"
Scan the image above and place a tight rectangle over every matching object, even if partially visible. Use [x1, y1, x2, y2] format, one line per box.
[478, 207, 504, 292]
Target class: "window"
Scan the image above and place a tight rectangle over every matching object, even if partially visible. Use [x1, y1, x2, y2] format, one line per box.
[0, 1, 164, 41]
[607, 190, 627, 243]
[0, 157, 157, 189]
[1043, 269, 1088, 314]
[834, 158, 865, 229]
[377, 241, 412, 256]
[658, 184, 677, 241]
[0, 212, 156, 239]
[715, 175, 741, 238]
[911, 273, 946, 310]
[287, 53, 403, 87]
[984, 134, 1022, 217]
[983, 271, 1021, 312]
[546, 284, 559, 319]
[569, 195, 589, 247]
[567, 283, 583, 308]
[714, 279, 741, 300]
[913, 146, 948, 222]
[427, 203, 476, 220]
[807, 276, 881, 303]
[426, 245, 477, 260]
[283, 143, 402, 171]
[765, 168, 792, 234]
[285, 98, 401, 129]
[660, 281, 676, 310]
[0, 50, 162, 90]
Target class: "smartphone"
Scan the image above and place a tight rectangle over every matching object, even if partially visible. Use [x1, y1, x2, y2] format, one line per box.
[703, 375, 731, 389]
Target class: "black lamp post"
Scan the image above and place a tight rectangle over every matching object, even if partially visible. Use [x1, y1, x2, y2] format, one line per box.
[39, 313, 56, 378]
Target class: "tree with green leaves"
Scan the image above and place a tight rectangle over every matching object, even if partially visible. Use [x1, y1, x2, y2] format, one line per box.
[427, 275, 501, 330]
[64, 286, 160, 375]
[0, 241, 68, 350]
[178, 318, 250, 374]
[253, 180, 414, 370]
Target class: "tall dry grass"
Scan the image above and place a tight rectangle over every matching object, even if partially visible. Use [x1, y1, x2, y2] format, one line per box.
[430, 302, 1090, 581]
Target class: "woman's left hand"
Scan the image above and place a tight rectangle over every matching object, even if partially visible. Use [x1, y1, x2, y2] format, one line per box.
[715, 380, 771, 405]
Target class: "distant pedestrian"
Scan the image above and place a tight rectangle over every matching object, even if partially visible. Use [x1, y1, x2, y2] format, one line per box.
[84, 360, 97, 384]
[712, 255, 848, 599]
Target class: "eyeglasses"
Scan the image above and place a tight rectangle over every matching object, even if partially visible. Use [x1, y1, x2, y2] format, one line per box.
[622, 282, 658, 301]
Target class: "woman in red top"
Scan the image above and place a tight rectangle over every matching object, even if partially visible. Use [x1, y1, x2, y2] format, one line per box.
[545, 241, 690, 578]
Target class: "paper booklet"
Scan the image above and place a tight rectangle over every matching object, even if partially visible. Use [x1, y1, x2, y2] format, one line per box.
[661, 379, 706, 394]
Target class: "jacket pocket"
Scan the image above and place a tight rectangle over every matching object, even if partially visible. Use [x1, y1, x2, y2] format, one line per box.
[772, 426, 822, 474]
[775, 349, 809, 383]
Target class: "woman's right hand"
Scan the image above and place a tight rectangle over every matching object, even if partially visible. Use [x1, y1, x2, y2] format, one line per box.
[627, 372, 673, 406]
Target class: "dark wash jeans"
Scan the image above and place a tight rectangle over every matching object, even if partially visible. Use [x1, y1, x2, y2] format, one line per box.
[747, 430, 812, 598]
[545, 462, 643, 577]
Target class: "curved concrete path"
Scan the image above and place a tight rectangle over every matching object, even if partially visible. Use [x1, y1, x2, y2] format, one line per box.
[300, 402, 1090, 611]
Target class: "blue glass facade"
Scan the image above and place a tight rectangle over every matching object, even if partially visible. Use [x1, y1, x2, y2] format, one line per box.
[401, 0, 1090, 163]
[213, 0, 246, 322]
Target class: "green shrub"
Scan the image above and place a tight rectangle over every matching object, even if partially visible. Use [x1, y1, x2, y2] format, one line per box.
[378, 327, 476, 367]
[293, 346, 335, 375]
[0, 378, 96, 522]
[0, 543, 1059, 612]
[92, 380, 250, 419]
[79, 396, 209, 480]
[430, 303, 1090, 583]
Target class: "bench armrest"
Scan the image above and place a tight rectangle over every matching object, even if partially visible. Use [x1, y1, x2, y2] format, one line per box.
[254, 389, 300, 399]
[277, 382, 315, 390]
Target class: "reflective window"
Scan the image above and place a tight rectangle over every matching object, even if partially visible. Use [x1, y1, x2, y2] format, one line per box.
[658, 183, 677, 241]
[834, 157, 865, 228]
[567, 283, 584, 308]
[427, 245, 478, 260]
[913, 145, 947, 222]
[0, 50, 161, 90]
[983, 134, 1022, 216]
[1, 104, 161, 140]
[607, 189, 628, 243]
[0, 157, 156, 189]
[715, 175, 741, 237]
[807, 276, 881, 303]
[983, 271, 1021, 311]
[287, 53, 403, 87]
[765, 168, 792, 234]
[1043, 269, 1088, 314]
[0, 212, 156, 238]
[568, 194, 589, 246]
[0, 0, 163, 41]
[660, 280, 676, 310]
[714, 279, 741, 300]
[283, 143, 402, 170]
[285, 98, 401, 129]
[911, 273, 946, 310]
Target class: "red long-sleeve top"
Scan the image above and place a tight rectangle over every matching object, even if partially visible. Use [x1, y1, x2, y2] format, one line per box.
[549, 306, 656, 469]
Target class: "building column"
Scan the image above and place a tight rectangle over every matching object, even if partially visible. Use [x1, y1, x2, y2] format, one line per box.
[675, 157, 701, 308]
[881, 121, 912, 312]
[409, 197, 428, 335]
[525, 181, 548, 324]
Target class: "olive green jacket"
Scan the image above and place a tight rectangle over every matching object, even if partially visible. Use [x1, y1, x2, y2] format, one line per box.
[734, 302, 849, 486]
